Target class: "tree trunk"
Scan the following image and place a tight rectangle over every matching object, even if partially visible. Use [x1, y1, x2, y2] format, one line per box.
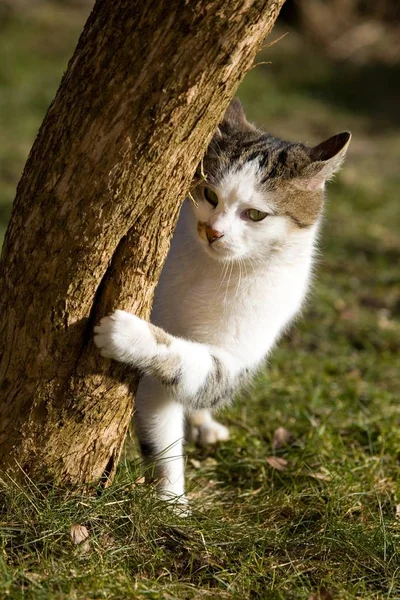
[0, 0, 284, 485]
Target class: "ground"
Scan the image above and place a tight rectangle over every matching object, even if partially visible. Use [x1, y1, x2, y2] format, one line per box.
[1, 3, 400, 599]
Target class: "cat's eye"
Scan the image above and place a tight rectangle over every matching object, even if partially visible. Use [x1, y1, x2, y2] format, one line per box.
[203, 187, 219, 208]
[245, 209, 268, 222]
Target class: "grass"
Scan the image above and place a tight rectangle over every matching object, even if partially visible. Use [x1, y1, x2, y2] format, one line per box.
[1, 3, 400, 599]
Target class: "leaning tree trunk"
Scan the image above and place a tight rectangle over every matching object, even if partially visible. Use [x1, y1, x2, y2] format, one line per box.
[0, 0, 284, 485]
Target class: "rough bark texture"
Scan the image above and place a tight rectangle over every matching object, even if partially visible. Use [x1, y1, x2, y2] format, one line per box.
[0, 0, 284, 484]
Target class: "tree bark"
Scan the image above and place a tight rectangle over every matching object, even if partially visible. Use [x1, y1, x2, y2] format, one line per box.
[0, 0, 284, 485]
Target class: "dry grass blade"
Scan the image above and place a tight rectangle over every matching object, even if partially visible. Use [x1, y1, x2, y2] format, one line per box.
[310, 471, 332, 482]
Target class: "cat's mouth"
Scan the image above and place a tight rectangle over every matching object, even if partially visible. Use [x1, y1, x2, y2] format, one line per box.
[203, 242, 229, 259]
[197, 221, 229, 258]
[197, 234, 241, 264]
[197, 221, 221, 244]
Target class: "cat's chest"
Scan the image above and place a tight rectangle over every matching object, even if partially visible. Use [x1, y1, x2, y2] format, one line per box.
[153, 255, 311, 361]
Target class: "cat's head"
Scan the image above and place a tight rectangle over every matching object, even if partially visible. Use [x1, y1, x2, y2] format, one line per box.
[189, 98, 350, 262]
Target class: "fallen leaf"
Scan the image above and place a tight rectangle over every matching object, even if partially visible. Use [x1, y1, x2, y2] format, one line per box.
[341, 310, 356, 321]
[70, 524, 89, 550]
[272, 427, 293, 450]
[135, 476, 145, 484]
[266, 456, 288, 471]
[190, 458, 201, 469]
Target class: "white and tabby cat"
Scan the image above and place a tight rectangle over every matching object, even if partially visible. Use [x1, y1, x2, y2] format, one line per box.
[94, 99, 350, 504]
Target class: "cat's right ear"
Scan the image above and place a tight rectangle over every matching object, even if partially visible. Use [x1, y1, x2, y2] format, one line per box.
[300, 132, 351, 190]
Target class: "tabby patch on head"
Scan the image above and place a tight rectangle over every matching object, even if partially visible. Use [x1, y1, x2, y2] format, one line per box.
[190, 98, 350, 260]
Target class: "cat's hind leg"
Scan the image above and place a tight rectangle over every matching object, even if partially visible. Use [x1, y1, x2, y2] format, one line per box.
[187, 410, 229, 446]
[135, 377, 187, 504]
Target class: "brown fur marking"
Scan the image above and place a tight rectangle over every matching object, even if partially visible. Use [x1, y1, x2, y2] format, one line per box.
[152, 354, 182, 387]
[197, 221, 208, 242]
[273, 184, 324, 228]
[149, 324, 172, 347]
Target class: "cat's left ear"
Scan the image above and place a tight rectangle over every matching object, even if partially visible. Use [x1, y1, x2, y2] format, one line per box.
[299, 132, 351, 191]
[214, 97, 256, 138]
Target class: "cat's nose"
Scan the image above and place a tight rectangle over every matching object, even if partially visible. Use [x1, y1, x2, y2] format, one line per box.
[206, 226, 224, 244]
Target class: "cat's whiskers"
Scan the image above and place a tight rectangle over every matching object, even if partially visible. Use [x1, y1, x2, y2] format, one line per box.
[215, 259, 230, 298]
[215, 255, 252, 304]
[240, 257, 250, 291]
[234, 258, 243, 301]
[223, 260, 234, 305]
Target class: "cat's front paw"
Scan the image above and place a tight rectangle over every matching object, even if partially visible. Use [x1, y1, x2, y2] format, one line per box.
[94, 309, 155, 365]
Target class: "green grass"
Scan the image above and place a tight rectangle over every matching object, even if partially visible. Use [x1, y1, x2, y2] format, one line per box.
[1, 4, 400, 599]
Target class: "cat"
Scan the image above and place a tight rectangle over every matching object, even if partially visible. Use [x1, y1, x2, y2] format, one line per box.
[94, 98, 350, 505]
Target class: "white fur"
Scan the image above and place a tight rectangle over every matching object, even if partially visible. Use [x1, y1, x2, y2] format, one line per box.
[133, 161, 320, 503]
[95, 310, 156, 364]
[138, 380, 186, 500]
[169, 339, 236, 400]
